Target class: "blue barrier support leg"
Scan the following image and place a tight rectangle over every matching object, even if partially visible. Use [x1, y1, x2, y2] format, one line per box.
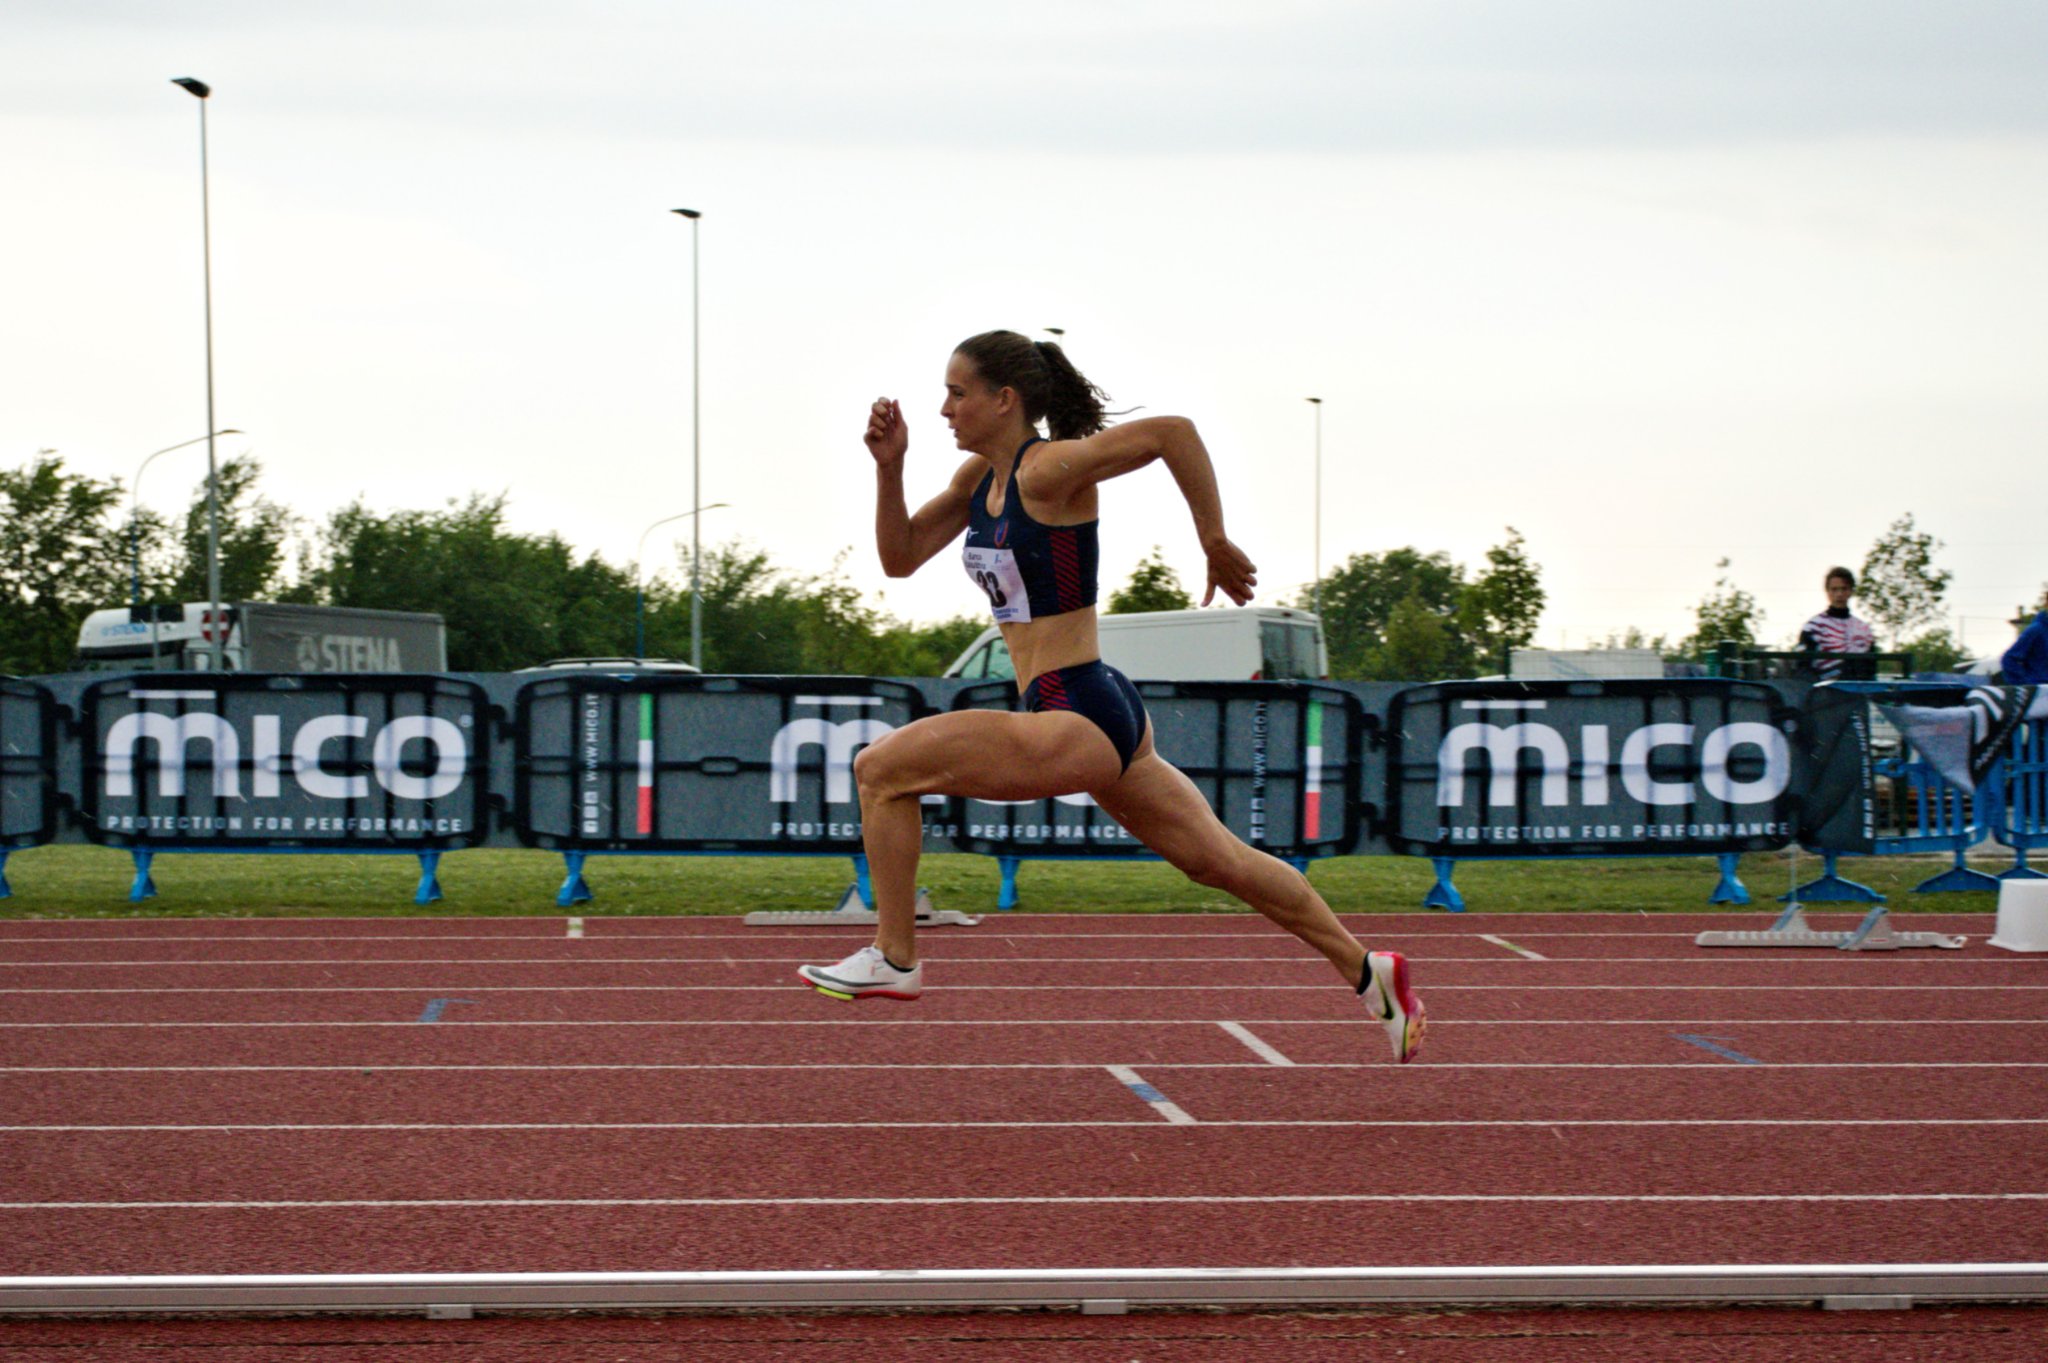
[129, 849, 157, 902]
[1709, 852, 1751, 905]
[1286, 856, 1310, 875]
[556, 851, 594, 908]
[1912, 847, 2001, 895]
[414, 851, 444, 905]
[0, 849, 9, 899]
[997, 856, 1021, 911]
[1999, 847, 2047, 881]
[1423, 857, 1465, 912]
[1780, 850, 1882, 904]
[852, 854, 874, 909]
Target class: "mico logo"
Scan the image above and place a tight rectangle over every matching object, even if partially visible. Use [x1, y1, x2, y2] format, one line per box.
[1436, 720, 1790, 808]
[104, 711, 467, 801]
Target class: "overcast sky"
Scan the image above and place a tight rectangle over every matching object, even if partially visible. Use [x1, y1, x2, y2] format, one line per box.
[7, 0, 2044, 658]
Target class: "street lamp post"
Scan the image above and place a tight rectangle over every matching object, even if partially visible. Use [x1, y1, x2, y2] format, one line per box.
[1307, 397, 1323, 619]
[171, 76, 225, 670]
[131, 429, 244, 606]
[634, 504, 728, 659]
[133, 428, 243, 672]
[670, 208, 704, 668]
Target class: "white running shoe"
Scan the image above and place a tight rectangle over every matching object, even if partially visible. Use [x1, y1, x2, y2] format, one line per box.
[1360, 950, 1425, 1063]
[798, 945, 923, 1001]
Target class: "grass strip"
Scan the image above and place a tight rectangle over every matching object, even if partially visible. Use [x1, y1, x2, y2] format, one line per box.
[0, 845, 2007, 920]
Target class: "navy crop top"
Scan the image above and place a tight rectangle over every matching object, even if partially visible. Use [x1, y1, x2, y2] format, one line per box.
[961, 437, 1100, 624]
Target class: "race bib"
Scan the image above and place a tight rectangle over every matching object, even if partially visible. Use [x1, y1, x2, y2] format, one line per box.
[962, 544, 1032, 623]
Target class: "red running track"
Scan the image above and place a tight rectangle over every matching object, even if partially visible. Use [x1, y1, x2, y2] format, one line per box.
[0, 911, 2043, 1280]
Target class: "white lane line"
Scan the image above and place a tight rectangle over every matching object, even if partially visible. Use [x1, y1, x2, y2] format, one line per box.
[7, 983, 2044, 995]
[2, 954, 2026, 966]
[8, 1061, 2048, 1073]
[1479, 935, 1548, 961]
[1104, 1065, 1197, 1124]
[6, 1193, 2044, 1211]
[565, 919, 584, 939]
[1218, 1022, 1295, 1066]
[3, 1018, 2045, 1031]
[7, 1118, 2047, 1134]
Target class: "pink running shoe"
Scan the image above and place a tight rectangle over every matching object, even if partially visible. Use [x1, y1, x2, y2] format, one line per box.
[1360, 950, 1425, 1063]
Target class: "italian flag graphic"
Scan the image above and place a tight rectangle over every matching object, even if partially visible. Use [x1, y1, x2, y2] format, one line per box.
[1303, 698, 1323, 839]
[636, 693, 655, 835]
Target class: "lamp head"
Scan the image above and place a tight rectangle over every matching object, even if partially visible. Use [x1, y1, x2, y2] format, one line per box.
[671, 208, 701, 220]
[171, 77, 211, 99]
[1307, 396, 1322, 405]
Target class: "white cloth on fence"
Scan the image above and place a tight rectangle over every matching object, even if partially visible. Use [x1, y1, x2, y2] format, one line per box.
[1880, 685, 2044, 793]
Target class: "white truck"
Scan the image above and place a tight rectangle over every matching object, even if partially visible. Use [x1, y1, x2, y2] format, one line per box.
[943, 606, 1328, 682]
[73, 602, 448, 674]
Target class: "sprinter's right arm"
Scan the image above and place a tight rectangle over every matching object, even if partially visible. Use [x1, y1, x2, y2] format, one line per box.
[868, 400, 982, 578]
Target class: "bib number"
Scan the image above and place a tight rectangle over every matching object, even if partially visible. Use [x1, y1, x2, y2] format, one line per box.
[963, 546, 1032, 623]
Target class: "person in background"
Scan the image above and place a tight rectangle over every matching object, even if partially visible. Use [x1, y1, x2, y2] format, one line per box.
[2003, 607, 2048, 685]
[1799, 567, 1876, 679]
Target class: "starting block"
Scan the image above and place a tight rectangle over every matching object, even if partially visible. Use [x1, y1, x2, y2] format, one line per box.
[1697, 903, 1964, 951]
[743, 883, 981, 928]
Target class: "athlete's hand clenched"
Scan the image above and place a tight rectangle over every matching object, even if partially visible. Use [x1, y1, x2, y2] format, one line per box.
[865, 398, 908, 468]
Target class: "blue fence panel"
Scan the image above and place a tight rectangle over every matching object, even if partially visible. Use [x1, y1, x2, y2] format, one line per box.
[1796, 681, 1997, 898]
[1993, 715, 2048, 880]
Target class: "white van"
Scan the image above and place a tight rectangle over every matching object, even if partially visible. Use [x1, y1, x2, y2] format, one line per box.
[942, 607, 1328, 682]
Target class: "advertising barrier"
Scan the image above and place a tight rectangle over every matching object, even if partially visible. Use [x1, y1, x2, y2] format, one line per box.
[0, 679, 59, 896]
[79, 674, 489, 851]
[944, 680, 1359, 863]
[0, 679, 58, 850]
[4, 668, 2020, 910]
[1384, 679, 1799, 859]
[514, 675, 924, 853]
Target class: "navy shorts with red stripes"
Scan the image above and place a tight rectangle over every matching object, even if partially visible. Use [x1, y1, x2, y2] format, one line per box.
[1021, 659, 1148, 773]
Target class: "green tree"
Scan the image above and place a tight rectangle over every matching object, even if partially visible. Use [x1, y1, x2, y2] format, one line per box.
[300, 495, 637, 670]
[1680, 558, 1763, 662]
[170, 456, 298, 604]
[1302, 546, 1469, 680]
[1898, 626, 1965, 673]
[0, 453, 127, 673]
[1106, 546, 1193, 614]
[1859, 513, 1951, 648]
[1457, 527, 1546, 673]
[1380, 591, 1455, 680]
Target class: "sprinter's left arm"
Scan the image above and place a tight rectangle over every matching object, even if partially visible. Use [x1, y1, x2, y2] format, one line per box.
[1029, 417, 1257, 605]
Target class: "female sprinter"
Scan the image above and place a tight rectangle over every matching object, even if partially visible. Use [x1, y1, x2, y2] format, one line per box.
[798, 330, 1424, 1062]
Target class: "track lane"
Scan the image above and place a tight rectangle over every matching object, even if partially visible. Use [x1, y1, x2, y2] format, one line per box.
[3, 1199, 2044, 1278]
[8, 1019, 2047, 1070]
[5, 986, 2044, 1025]
[6, 1125, 2045, 1203]
[5, 1065, 2042, 1128]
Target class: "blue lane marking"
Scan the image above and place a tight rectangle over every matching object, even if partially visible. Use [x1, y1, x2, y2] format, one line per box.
[417, 998, 475, 1024]
[1673, 1033, 1763, 1066]
[1127, 1082, 1169, 1103]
